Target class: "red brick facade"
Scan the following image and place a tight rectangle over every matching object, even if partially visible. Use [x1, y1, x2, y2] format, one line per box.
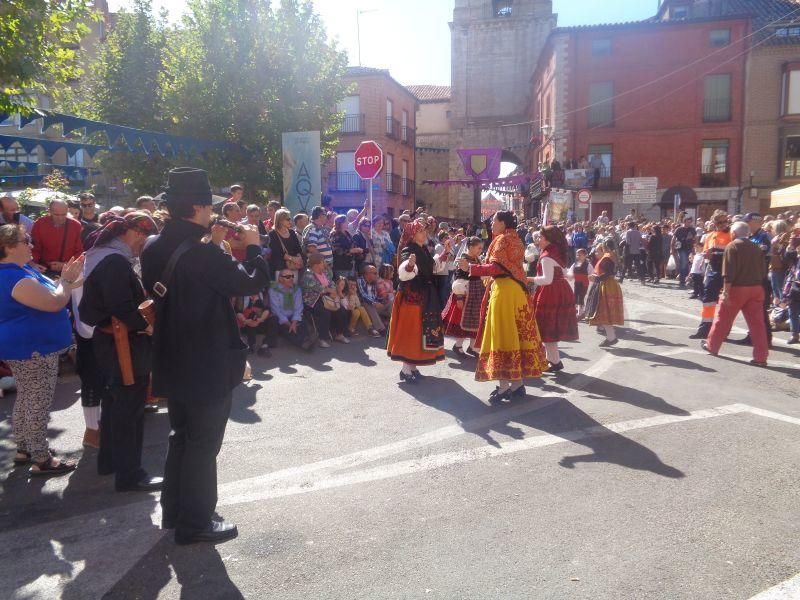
[532, 17, 750, 220]
[323, 68, 418, 218]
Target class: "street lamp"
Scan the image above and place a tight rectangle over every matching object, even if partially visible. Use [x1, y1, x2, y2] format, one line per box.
[540, 123, 553, 140]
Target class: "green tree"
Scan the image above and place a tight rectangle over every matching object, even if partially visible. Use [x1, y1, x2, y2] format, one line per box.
[0, 0, 97, 114]
[72, 0, 173, 198]
[163, 0, 350, 195]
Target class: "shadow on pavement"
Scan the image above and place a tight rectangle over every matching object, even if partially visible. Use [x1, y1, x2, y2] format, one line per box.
[604, 346, 716, 372]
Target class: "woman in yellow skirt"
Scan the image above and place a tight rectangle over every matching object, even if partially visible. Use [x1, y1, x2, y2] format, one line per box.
[459, 211, 547, 402]
[584, 239, 625, 347]
[387, 219, 446, 382]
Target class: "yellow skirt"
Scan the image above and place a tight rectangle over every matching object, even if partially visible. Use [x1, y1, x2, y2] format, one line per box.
[476, 278, 547, 382]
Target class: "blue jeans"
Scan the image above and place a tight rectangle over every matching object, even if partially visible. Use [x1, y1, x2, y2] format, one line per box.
[770, 270, 786, 302]
[789, 299, 800, 336]
[677, 250, 691, 285]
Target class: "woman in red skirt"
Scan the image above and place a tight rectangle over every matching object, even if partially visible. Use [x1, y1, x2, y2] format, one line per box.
[386, 219, 446, 382]
[530, 226, 579, 372]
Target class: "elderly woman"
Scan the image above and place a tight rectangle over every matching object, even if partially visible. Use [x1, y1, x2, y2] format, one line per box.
[0, 224, 84, 475]
[460, 211, 546, 401]
[387, 219, 446, 382]
[331, 214, 363, 279]
[301, 253, 350, 346]
[267, 208, 305, 277]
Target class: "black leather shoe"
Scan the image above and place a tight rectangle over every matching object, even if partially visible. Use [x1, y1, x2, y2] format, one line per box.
[399, 370, 416, 384]
[545, 361, 564, 373]
[116, 476, 164, 493]
[731, 335, 753, 346]
[175, 521, 238, 546]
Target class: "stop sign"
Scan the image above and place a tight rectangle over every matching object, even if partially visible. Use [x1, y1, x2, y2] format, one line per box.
[354, 140, 384, 180]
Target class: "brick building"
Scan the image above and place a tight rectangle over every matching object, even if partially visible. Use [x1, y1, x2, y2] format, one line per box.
[531, 5, 751, 222]
[407, 85, 451, 218]
[323, 67, 418, 218]
[531, 0, 800, 221]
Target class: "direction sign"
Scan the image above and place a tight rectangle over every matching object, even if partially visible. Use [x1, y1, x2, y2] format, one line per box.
[623, 177, 659, 204]
[354, 140, 384, 180]
[577, 189, 592, 205]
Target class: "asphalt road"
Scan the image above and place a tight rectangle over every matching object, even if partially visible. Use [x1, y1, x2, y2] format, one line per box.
[1, 279, 799, 600]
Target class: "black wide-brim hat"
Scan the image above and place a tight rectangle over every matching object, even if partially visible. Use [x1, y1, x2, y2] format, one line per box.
[163, 167, 213, 207]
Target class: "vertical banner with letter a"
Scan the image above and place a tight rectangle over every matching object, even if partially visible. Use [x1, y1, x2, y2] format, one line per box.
[282, 131, 321, 215]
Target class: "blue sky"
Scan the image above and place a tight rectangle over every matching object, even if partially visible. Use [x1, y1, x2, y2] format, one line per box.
[107, 0, 658, 85]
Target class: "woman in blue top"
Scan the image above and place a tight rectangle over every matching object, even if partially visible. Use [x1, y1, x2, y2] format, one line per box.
[0, 223, 84, 476]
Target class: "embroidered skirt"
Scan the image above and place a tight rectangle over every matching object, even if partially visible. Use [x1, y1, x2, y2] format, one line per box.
[586, 278, 625, 326]
[475, 278, 547, 382]
[387, 290, 445, 366]
[442, 294, 470, 338]
[460, 279, 484, 332]
[533, 279, 579, 343]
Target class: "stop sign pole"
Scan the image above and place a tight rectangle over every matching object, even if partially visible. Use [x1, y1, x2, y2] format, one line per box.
[354, 141, 384, 236]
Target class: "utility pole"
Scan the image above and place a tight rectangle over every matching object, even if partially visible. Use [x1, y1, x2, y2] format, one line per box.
[356, 8, 378, 67]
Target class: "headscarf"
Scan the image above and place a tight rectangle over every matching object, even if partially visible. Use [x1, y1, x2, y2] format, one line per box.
[83, 211, 158, 251]
[485, 230, 527, 291]
[399, 218, 427, 250]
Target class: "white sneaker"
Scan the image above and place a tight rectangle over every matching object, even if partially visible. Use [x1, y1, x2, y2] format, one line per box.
[319, 339, 331, 348]
[335, 334, 350, 344]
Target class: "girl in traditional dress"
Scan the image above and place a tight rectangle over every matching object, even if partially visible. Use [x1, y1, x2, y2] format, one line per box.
[584, 239, 625, 346]
[441, 236, 484, 357]
[530, 225, 579, 372]
[459, 212, 547, 402]
[387, 220, 446, 382]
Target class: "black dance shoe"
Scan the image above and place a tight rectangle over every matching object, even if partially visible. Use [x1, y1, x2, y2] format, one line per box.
[175, 521, 238, 546]
[399, 370, 416, 384]
[599, 339, 618, 348]
[545, 361, 564, 373]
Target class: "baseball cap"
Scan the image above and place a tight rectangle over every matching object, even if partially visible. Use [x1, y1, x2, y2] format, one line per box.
[744, 212, 762, 222]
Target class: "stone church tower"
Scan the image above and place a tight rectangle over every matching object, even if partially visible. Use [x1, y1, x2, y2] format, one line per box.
[446, 0, 555, 220]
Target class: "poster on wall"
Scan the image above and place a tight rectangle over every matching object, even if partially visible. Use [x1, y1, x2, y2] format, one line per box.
[564, 169, 595, 189]
[549, 189, 572, 222]
[282, 131, 321, 215]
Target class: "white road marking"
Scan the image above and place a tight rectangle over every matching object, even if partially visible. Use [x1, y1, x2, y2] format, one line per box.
[218, 403, 795, 506]
[749, 572, 800, 599]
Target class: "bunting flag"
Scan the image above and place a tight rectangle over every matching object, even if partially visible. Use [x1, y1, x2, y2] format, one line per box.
[0, 109, 233, 159]
[421, 174, 534, 189]
[457, 148, 502, 180]
[0, 134, 107, 158]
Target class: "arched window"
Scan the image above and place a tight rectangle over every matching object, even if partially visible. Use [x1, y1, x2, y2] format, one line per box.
[493, 0, 512, 17]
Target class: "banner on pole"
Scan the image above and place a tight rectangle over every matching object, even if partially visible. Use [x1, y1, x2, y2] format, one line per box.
[282, 131, 321, 215]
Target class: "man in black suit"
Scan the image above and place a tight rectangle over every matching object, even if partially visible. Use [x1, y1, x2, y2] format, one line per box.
[141, 168, 270, 545]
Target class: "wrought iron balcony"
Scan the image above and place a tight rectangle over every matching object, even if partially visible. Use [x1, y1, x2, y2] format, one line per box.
[784, 160, 800, 178]
[700, 165, 729, 187]
[386, 173, 401, 194]
[401, 126, 416, 146]
[340, 114, 365, 135]
[327, 172, 366, 193]
[386, 117, 400, 139]
[401, 178, 415, 197]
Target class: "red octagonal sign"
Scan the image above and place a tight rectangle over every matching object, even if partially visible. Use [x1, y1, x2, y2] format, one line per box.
[354, 140, 384, 180]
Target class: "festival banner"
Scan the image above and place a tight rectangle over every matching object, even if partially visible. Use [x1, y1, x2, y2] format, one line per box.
[548, 189, 572, 222]
[282, 131, 321, 215]
[457, 148, 502, 180]
[564, 169, 595, 189]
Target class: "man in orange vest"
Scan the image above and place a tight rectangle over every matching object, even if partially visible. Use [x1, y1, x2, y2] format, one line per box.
[689, 210, 733, 340]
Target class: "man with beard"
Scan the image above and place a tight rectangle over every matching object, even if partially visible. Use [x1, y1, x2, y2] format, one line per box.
[78, 212, 162, 491]
[140, 167, 270, 545]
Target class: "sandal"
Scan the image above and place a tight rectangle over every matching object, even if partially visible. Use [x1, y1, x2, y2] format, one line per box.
[14, 449, 55, 466]
[30, 457, 76, 477]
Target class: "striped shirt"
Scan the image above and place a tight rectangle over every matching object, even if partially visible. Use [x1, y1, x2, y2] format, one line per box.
[302, 224, 333, 264]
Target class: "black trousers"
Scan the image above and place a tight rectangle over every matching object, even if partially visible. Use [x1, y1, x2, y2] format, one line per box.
[76, 334, 103, 408]
[161, 394, 232, 534]
[97, 377, 147, 487]
[622, 253, 644, 282]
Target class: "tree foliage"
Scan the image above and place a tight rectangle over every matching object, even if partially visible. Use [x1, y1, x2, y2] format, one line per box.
[0, 0, 97, 114]
[162, 0, 349, 195]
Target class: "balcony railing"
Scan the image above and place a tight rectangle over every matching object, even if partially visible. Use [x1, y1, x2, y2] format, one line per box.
[340, 114, 365, 135]
[386, 117, 400, 139]
[401, 178, 414, 197]
[700, 165, 729, 187]
[327, 172, 366, 193]
[401, 126, 415, 146]
[784, 160, 800, 178]
[703, 99, 731, 122]
[386, 173, 401, 194]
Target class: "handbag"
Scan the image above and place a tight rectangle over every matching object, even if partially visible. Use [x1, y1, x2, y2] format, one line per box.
[322, 294, 340, 311]
[276, 232, 304, 271]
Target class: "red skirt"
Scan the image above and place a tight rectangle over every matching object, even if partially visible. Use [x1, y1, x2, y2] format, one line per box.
[533, 279, 579, 343]
[442, 294, 471, 338]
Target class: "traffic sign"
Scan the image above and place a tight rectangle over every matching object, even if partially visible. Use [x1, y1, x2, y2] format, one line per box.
[623, 177, 658, 204]
[577, 189, 592, 205]
[354, 141, 384, 180]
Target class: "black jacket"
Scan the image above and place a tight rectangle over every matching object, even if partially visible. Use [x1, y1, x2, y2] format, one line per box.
[140, 219, 270, 402]
[398, 242, 435, 296]
[79, 252, 150, 382]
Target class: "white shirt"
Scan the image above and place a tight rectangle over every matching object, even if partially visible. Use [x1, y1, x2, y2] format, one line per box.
[532, 256, 561, 286]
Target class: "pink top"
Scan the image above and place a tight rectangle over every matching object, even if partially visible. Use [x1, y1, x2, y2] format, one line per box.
[315, 272, 329, 287]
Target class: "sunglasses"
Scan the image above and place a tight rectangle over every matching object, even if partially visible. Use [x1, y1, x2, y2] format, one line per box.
[280, 274, 294, 279]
